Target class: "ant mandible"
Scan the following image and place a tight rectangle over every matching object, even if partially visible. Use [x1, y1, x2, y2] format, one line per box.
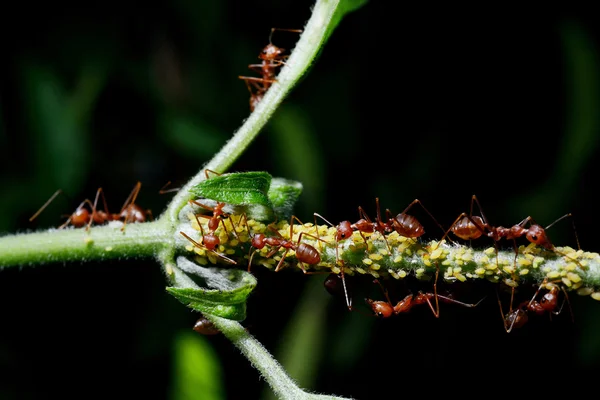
[239, 27, 302, 111]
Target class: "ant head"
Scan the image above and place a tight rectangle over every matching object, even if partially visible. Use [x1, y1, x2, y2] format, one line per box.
[260, 44, 284, 60]
[526, 225, 554, 250]
[540, 286, 559, 310]
[337, 221, 353, 241]
[251, 233, 266, 249]
[505, 308, 528, 331]
[365, 298, 393, 318]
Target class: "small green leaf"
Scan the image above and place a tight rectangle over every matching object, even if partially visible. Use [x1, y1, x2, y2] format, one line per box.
[190, 171, 272, 206]
[167, 257, 257, 321]
[268, 178, 303, 221]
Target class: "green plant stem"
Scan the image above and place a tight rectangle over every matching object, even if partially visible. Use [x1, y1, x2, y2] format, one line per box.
[206, 314, 353, 400]
[0, 1, 359, 399]
[0, 220, 169, 268]
[164, 0, 341, 224]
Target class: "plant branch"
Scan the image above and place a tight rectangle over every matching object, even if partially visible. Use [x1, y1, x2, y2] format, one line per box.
[206, 314, 354, 400]
[164, 0, 342, 224]
[0, 220, 170, 269]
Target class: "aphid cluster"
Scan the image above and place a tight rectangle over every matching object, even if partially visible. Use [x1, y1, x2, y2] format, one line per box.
[180, 186, 600, 332]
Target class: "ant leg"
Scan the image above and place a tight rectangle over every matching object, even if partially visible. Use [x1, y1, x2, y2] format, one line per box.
[496, 288, 520, 333]
[313, 213, 353, 311]
[120, 182, 141, 213]
[159, 181, 180, 194]
[401, 199, 448, 239]
[274, 248, 290, 273]
[558, 286, 575, 323]
[58, 198, 95, 229]
[180, 231, 237, 265]
[203, 169, 222, 180]
[119, 182, 142, 232]
[239, 76, 277, 89]
[86, 188, 105, 231]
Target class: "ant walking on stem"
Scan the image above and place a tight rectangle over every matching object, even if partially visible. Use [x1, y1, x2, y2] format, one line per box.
[435, 195, 581, 267]
[365, 279, 483, 318]
[498, 278, 573, 332]
[30, 182, 152, 232]
[239, 27, 302, 111]
[180, 169, 243, 265]
[435, 194, 581, 326]
[314, 198, 447, 314]
[246, 215, 331, 274]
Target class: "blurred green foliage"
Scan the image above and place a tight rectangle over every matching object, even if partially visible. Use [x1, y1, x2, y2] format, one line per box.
[1, 2, 600, 398]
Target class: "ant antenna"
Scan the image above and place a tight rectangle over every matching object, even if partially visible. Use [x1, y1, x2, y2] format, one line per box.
[29, 189, 63, 222]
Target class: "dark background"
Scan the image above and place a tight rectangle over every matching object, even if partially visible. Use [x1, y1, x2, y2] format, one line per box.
[1, 2, 600, 399]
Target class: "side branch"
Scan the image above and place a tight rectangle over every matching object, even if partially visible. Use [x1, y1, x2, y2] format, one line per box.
[0, 220, 170, 268]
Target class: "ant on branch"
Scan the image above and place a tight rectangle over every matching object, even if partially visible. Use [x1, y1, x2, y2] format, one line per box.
[30, 182, 152, 232]
[314, 198, 447, 313]
[179, 169, 242, 264]
[435, 195, 581, 264]
[180, 199, 240, 265]
[498, 279, 573, 333]
[365, 279, 483, 318]
[246, 214, 331, 274]
[434, 195, 581, 322]
[239, 27, 302, 111]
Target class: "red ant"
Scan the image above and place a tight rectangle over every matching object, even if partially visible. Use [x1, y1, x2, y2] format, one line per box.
[365, 279, 483, 318]
[30, 182, 152, 232]
[180, 169, 246, 264]
[239, 28, 302, 111]
[435, 195, 580, 326]
[498, 279, 572, 332]
[246, 215, 331, 273]
[180, 201, 239, 265]
[314, 198, 447, 313]
[436, 195, 581, 263]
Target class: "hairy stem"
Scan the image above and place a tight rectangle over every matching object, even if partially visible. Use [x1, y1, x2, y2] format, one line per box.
[164, 0, 342, 224]
[206, 315, 353, 400]
[0, 220, 169, 269]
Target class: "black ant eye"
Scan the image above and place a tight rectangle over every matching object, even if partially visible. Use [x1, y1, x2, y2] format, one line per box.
[531, 235, 538, 241]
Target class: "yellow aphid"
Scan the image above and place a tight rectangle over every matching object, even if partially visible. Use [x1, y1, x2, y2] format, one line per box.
[430, 248, 444, 260]
[547, 271, 560, 279]
[577, 287, 593, 296]
[566, 272, 581, 283]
